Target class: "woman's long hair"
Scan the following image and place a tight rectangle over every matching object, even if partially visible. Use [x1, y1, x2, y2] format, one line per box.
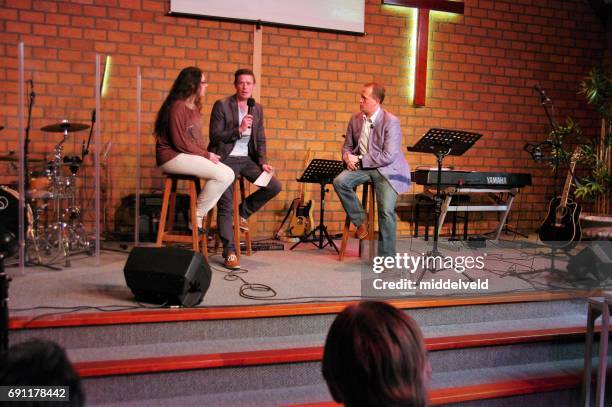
[322, 301, 429, 407]
[154, 66, 203, 140]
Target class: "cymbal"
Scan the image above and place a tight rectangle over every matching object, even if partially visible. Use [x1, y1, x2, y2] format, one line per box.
[0, 155, 44, 162]
[41, 120, 89, 133]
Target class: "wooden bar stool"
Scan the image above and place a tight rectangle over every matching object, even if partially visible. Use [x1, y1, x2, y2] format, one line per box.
[156, 174, 208, 261]
[205, 176, 252, 259]
[232, 176, 252, 260]
[339, 182, 375, 261]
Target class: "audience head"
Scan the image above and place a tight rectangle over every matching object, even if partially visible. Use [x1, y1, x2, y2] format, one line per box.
[322, 301, 429, 407]
[0, 339, 85, 407]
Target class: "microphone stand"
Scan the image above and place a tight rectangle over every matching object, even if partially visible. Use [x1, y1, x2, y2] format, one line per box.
[15, 82, 59, 271]
[81, 109, 95, 162]
[24, 81, 34, 202]
[538, 92, 562, 199]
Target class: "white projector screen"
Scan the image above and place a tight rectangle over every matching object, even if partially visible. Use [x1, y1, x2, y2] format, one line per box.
[169, 0, 365, 34]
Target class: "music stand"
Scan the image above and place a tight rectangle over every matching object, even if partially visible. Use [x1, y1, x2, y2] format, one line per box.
[290, 159, 344, 252]
[408, 128, 482, 283]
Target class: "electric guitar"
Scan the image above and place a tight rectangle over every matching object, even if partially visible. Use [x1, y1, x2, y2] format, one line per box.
[287, 150, 314, 237]
[538, 149, 582, 248]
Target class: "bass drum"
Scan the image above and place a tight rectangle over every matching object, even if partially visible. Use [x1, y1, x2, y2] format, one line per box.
[0, 186, 33, 255]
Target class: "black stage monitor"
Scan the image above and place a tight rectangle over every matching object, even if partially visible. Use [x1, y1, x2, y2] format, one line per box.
[124, 247, 211, 307]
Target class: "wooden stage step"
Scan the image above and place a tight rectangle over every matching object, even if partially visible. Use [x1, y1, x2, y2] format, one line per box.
[9, 290, 594, 329]
[287, 371, 585, 407]
[73, 324, 597, 378]
[9, 291, 603, 406]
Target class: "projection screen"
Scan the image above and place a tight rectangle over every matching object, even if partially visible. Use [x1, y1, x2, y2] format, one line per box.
[169, 0, 365, 34]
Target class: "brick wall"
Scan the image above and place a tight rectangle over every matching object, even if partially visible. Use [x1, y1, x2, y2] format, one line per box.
[0, 0, 606, 240]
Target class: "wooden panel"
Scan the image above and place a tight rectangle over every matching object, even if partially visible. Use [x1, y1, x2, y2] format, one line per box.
[414, 8, 430, 107]
[76, 346, 323, 378]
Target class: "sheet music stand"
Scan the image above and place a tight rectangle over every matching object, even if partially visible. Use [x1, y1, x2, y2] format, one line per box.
[290, 159, 344, 252]
[408, 128, 482, 283]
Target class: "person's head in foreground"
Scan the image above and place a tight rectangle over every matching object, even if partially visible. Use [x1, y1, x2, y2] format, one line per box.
[322, 301, 429, 407]
[0, 339, 85, 406]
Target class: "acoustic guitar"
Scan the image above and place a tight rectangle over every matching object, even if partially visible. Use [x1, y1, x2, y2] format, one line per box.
[287, 150, 314, 238]
[538, 149, 582, 249]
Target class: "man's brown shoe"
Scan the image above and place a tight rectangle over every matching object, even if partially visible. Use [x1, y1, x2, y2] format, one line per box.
[224, 253, 240, 270]
[239, 217, 249, 231]
[354, 222, 369, 240]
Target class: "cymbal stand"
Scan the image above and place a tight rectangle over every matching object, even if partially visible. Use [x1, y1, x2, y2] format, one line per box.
[21, 80, 45, 267]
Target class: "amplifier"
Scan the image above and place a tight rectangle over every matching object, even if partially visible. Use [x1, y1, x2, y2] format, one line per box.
[114, 193, 190, 241]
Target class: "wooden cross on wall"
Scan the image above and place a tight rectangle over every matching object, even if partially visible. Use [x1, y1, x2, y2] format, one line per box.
[383, 0, 464, 107]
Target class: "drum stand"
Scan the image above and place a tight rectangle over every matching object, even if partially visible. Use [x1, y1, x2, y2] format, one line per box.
[31, 121, 92, 268]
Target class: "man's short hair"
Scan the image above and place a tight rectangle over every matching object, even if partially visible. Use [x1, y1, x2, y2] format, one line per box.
[365, 82, 385, 104]
[234, 68, 256, 84]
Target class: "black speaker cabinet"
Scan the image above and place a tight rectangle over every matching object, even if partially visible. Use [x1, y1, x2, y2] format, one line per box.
[567, 242, 612, 281]
[124, 247, 211, 307]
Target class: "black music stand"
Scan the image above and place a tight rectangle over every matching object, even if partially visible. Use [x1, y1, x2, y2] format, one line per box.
[408, 128, 482, 283]
[290, 159, 344, 252]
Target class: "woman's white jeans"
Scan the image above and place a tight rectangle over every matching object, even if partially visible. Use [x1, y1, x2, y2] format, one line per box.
[160, 153, 235, 226]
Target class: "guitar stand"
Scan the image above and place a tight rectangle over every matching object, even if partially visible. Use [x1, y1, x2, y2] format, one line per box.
[408, 129, 482, 284]
[290, 159, 344, 252]
[291, 183, 337, 251]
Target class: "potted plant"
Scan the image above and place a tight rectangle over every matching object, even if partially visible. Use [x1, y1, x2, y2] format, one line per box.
[575, 67, 612, 237]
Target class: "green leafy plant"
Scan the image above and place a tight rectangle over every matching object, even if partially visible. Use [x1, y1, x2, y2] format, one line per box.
[571, 68, 612, 204]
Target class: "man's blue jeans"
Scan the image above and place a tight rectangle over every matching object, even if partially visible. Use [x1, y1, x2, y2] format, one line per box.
[333, 169, 398, 258]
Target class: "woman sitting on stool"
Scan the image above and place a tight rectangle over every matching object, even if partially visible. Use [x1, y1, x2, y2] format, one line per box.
[154, 67, 234, 230]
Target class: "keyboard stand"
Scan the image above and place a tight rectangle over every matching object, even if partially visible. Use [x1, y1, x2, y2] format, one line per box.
[422, 187, 518, 240]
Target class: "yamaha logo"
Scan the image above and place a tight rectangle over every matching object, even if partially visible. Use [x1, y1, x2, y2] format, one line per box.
[0, 196, 8, 211]
[486, 176, 507, 185]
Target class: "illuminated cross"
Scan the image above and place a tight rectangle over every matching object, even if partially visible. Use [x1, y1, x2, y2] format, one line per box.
[383, 0, 464, 106]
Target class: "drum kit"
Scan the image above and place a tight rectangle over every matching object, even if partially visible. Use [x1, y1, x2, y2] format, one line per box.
[0, 120, 93, 267]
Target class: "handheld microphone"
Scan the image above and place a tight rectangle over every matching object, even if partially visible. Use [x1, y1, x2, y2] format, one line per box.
[533, 84, 550, 102]
[246, 98, 255, 129]
[247, 98, 255, 115]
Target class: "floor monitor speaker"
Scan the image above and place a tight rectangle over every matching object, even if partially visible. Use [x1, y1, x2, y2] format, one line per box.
[124, 247, 211, 307]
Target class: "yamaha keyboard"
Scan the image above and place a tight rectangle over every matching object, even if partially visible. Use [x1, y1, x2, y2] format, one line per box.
[413, 170, 532, 189]
[413, 170, 531, 240]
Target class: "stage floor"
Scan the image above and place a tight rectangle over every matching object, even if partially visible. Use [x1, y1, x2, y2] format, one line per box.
[4, 235, 611, 317]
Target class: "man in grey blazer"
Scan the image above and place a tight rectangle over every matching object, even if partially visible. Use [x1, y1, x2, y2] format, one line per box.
[208, 68, 281, 269]
[333, 82, 410, 258]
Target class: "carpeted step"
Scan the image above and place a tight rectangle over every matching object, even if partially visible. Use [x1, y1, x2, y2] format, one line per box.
[85, 358, 610, 406]
[9, 296, 589, 351]
[8, 295, 601, 406]
[74, 326, 598, 404]
[65, 321, 593, 376]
